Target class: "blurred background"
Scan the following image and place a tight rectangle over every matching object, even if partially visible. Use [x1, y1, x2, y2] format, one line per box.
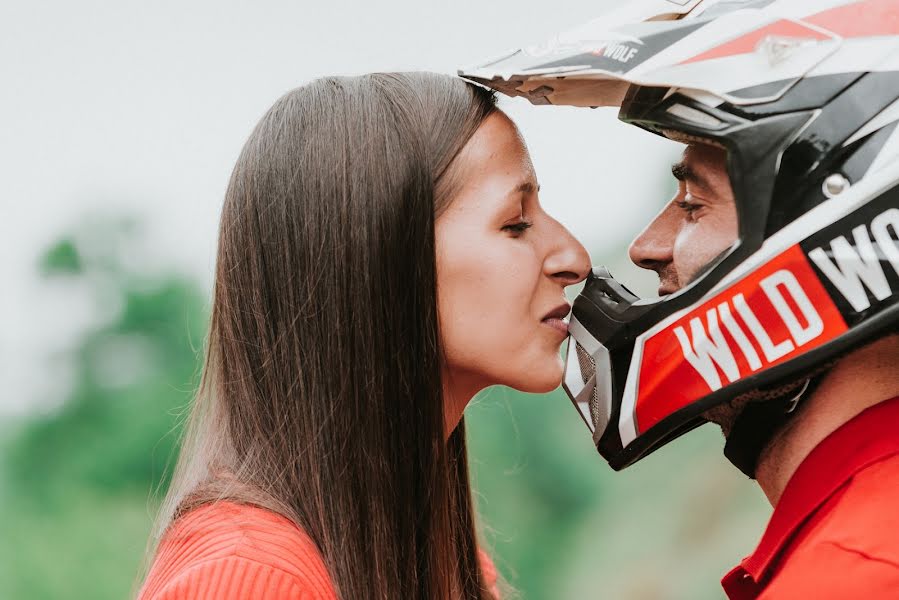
[1, 1, 771, 598]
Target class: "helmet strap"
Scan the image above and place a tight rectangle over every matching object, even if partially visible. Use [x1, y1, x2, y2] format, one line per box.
[723, 376, 823, 479]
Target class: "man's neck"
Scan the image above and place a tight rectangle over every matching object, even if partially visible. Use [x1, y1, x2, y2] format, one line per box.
[756, 335, 899, 506]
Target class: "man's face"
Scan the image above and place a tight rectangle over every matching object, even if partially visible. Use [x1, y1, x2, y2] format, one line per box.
[629, 142, 744, 433]
[629, 143, 738, 295]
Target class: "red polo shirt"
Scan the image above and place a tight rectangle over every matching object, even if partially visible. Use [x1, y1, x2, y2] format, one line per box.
[722, 396, 899, 599]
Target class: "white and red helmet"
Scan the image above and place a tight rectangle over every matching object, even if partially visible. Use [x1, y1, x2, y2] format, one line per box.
[462, 0, 899, 472]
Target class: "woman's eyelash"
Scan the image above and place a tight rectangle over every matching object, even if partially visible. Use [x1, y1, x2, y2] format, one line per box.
[502, 221, 533, 233]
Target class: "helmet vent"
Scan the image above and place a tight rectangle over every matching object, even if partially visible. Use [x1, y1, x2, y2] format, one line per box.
[575, 341, 603, 426]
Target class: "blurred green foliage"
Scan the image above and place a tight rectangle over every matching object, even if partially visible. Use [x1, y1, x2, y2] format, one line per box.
[466, 388, 770, 600]
[1, 220, 770, 600]
[0, 224, 207, 600]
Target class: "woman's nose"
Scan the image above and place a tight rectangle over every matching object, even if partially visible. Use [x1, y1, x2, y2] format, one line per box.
[544, 219, 591, 285]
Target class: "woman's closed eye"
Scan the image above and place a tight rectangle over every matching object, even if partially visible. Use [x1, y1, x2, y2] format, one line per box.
[501, 220, 533, 235]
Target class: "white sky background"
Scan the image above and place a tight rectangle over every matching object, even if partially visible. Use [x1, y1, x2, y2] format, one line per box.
[1, 0, 683, 415]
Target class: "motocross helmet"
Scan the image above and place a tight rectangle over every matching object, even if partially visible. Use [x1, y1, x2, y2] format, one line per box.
[461, 0, 899, 472]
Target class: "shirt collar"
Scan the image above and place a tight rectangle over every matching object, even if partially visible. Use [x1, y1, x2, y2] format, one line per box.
[738, 395, 899, 584]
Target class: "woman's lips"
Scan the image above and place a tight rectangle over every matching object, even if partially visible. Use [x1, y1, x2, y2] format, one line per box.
[541, 317, 569, 335]
[541, 303, 572, 335]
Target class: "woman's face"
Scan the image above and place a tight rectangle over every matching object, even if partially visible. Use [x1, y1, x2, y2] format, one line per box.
[436, 111, 591, 404]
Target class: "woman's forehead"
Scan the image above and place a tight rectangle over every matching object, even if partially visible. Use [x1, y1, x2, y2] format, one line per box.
[457, 112, 535, 182]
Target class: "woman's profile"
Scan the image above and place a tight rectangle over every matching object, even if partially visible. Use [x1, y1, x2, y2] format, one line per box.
[138, 72, 590, 600]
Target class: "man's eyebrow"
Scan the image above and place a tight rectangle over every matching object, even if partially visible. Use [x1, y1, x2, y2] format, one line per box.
[671, 161, 711, 190]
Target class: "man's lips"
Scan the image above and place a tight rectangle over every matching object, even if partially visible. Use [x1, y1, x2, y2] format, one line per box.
[656, 266, 679, 297]
[541, 303, 572, 334]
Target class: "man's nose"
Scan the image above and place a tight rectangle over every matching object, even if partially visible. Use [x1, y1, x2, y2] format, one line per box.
[628, 203, 678, 272]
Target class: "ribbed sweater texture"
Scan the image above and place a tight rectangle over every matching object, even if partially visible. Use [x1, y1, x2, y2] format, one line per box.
[138, 501, 498, 599]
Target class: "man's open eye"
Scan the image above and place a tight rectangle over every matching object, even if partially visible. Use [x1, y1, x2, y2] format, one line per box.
[501, 221, 533, 234]
[675, 193, 701, 218]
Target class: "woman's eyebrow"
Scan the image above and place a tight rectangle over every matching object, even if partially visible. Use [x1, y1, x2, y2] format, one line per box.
[510, 181, 540, 196]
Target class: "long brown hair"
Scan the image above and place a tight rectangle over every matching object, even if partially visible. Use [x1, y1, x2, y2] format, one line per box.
[150, 73, 497, 599]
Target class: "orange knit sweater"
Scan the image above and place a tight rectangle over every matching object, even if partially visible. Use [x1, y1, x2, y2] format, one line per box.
[138, 501, 498, 599]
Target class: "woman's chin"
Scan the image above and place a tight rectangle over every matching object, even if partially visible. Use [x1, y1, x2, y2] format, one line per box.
[507, 361, 565, 394]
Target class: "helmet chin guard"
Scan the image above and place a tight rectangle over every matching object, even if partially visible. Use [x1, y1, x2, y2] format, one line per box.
[563, 292, 616, 442]
[464, 0, 899, 469]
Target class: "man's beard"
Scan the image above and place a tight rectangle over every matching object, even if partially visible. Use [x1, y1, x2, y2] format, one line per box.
[657, 264, 680, 296]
